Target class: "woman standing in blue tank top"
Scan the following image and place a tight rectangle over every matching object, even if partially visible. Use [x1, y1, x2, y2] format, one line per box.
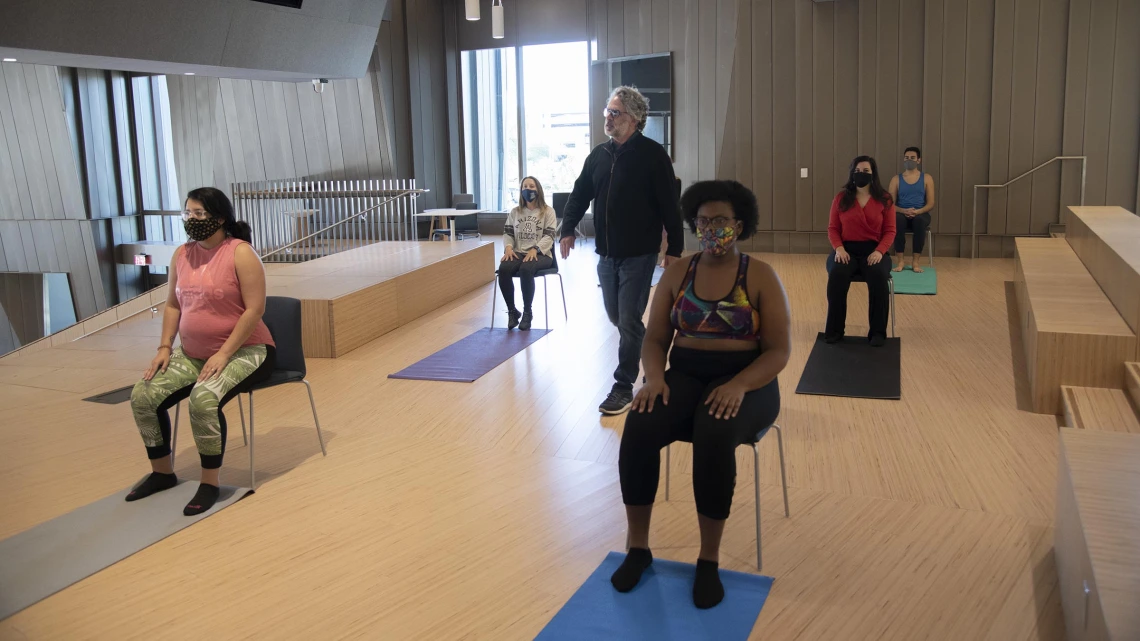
[888, 146, 936, 272]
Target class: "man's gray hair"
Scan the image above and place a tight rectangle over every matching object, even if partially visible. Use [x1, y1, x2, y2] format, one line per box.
[609, 86, 649, 132]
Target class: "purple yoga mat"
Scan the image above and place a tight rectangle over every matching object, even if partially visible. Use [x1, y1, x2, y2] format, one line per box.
[387, 328, 552, 382]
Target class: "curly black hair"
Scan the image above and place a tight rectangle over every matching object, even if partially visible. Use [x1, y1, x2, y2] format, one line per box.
[679, 180, 759, 240]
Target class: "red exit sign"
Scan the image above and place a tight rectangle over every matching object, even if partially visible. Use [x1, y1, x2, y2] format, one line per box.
[134, 254, 151, 266]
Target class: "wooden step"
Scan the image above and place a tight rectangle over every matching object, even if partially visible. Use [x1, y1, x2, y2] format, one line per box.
[1061, 385, 1140, 433]
[1127, 363, 1140, 411]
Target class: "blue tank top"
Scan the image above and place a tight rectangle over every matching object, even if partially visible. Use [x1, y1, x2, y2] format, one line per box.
[897, 173, 926, 210]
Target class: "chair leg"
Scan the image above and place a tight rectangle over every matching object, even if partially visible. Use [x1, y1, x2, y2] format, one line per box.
[489, 281, 497, 329]
[557, 273, 568, 321]
[171, 402, 180, 468]
[304, 379, 327, 456]
[753, 443, 763, 571]
[664, 443, 671, 501]
[889, 279, 896, 337]
[773, 425, 790, 517]
[928, 230, 934, 267]
[248, 392, 256, 491]
[238, 395, 247, 446]
[543, 275, 550, 330]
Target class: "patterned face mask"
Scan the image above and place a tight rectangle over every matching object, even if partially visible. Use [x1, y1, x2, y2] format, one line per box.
[698, 226, 736, 256]
[183, 217, 223, 241]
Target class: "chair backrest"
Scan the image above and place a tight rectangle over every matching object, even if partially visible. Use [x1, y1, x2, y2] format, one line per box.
[453, 193, 475, 205]
[552, 192, 570, 219]
[262, 296, 306, 376]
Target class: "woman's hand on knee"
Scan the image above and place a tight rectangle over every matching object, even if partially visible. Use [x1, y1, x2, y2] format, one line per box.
[633, 378, 669, 413]
[501, 247, 517, 262]
[834, 247, 851, 264]
[523, 248, 539, 262]
[144, 348, 171, 381]
[705, 380, 747, 419]
[867, 250, 884, 266]
[196, 352, 231, 383]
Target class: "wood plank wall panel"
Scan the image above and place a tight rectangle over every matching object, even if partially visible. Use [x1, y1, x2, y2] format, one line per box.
[580, 0, 1138, 258]
[0, 61, 108, 338]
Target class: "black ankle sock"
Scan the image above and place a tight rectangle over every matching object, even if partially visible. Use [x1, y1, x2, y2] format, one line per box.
[125, 472, 178, 502]
[693, 559, 725, 609]
[183, 483, 221, 516]
[611, 547, 653, 592]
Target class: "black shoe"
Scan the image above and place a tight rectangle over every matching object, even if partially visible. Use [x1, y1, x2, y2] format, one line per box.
[506, 310, 521, 330]
[599, 389, 633, 415]
[519, 311, 532, 331]
[824, 332, 843, 344]
[869, 334, 886, 347]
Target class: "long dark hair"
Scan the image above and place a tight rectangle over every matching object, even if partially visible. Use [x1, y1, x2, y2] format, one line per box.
[184, 187, 252, 243]
[838, 155, 893, 212]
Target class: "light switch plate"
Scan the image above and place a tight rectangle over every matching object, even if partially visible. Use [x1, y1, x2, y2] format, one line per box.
[800, 168, 809, 178]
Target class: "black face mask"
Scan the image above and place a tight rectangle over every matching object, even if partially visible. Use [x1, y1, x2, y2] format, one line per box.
[852, 172, 873, 188]
[184, 217, 224, 241]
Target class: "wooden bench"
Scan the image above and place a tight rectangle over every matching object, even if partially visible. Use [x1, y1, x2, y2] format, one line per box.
[1014, 237, 1136, 414]
[1061, 384, 1140, 433]
[1055, 428, 1140, 641]
[1066, 207, 1140, 359]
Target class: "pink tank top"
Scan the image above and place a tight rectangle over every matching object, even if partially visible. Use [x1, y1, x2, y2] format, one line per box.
[175, 237, 274, 360]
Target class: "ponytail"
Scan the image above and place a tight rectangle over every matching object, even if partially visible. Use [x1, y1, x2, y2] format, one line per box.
[227, 220, 253, 243]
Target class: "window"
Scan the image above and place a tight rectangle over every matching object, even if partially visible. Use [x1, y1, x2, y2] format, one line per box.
[462, 41, 590, 211]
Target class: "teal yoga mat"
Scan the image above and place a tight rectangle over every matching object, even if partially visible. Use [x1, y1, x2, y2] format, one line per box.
[891, 265, 937, 295]
[536, 551, 774, 641]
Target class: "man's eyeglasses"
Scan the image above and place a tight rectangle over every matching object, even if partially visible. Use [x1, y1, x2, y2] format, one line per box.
[603, 107, 625, 119]
[181, 209, 211, 221]
[695, 216, 735, 230]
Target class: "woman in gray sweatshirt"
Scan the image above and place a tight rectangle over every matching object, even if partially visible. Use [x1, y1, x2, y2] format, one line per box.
[500, 176, 558, 330]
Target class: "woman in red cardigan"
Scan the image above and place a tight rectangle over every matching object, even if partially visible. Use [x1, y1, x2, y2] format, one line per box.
[826, 155, 896, 346]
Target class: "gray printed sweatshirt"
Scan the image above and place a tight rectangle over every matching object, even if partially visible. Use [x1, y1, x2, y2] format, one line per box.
[503, 205, 557, 257]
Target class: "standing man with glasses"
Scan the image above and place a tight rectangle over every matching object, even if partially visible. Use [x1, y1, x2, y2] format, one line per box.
[560, 86, 684, 415]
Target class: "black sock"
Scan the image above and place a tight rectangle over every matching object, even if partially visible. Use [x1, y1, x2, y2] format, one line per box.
[183, 483, 221, 516]
[125, 472, 178, 502]
[611, 547, 653, 592]
[693, 559, 725, 609]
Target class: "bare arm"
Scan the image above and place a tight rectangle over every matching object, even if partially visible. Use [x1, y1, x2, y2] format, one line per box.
[917, 175, 936, 214]
[728, 261, 791, 391]
[158, 248, 183, 349]
[888, 175, 900, 209]
[641, 257, 689, 384]
[215, 243, 268, 357]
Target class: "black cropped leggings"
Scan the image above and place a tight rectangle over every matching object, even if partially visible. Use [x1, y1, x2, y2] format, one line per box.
[619, 347, 780, 520]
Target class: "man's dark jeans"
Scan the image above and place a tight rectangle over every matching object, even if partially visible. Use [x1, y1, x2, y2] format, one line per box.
[597, 253, 659, 393]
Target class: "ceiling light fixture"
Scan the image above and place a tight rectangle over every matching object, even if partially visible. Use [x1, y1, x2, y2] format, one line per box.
[184, 72, 195, 75]
[465, 0, 479, 21]
[2, 58, 16, 62]
[491, 0, 504, 39]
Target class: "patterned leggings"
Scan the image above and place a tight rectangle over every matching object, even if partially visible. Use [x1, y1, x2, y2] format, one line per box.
[130, 344, 274, 469]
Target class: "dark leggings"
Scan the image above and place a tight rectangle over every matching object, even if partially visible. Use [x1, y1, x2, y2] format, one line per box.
[498, 254, 553, 312]
[893, 212, 930, 254]
[826, 240, 892, 338]
[619, 347, 780, 520]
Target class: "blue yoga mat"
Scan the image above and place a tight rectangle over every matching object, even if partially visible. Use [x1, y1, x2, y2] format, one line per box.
[536, 551, 774, 641]
[387, 328, 551, 382]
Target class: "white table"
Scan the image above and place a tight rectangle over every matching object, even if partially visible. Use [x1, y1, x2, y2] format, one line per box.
[415, 209, 485, 241]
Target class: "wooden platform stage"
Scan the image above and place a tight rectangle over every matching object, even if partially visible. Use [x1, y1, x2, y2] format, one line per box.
[263, 240, 495, 358]
[0, 251, 1068, 640]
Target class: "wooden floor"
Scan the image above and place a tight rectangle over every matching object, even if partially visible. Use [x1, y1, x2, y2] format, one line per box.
[0, 249, 1064, 640]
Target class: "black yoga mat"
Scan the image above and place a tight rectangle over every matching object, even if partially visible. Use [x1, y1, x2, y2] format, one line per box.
[795, 333, 901, 400]
[387, 328, 552, 383]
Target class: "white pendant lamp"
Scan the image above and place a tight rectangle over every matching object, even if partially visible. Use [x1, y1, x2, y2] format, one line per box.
[492, 0, 505, 39]
[465, 0, 479, 21]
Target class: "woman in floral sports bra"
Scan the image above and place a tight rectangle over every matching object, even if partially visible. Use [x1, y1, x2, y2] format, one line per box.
[611, 180, 791, 609]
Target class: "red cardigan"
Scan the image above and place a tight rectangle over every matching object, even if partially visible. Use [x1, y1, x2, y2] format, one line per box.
[827, 192, 896, 254]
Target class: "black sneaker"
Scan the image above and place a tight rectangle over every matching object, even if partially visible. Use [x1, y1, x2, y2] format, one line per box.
[507, 310, 521, 330]
[599, 389, 633, 415]
[519, 311, 533, 331]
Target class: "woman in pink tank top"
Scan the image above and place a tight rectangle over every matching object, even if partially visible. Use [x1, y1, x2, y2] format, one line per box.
[127, 187, 276, 516]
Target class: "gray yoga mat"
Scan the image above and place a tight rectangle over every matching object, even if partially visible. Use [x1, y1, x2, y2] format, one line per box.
[388, 328, 552, 382]
[0, 479, 250, 620]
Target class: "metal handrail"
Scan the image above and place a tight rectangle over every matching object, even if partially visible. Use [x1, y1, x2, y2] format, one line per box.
[971, 155, 1086, 258]
[258, 188, 429, 260]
